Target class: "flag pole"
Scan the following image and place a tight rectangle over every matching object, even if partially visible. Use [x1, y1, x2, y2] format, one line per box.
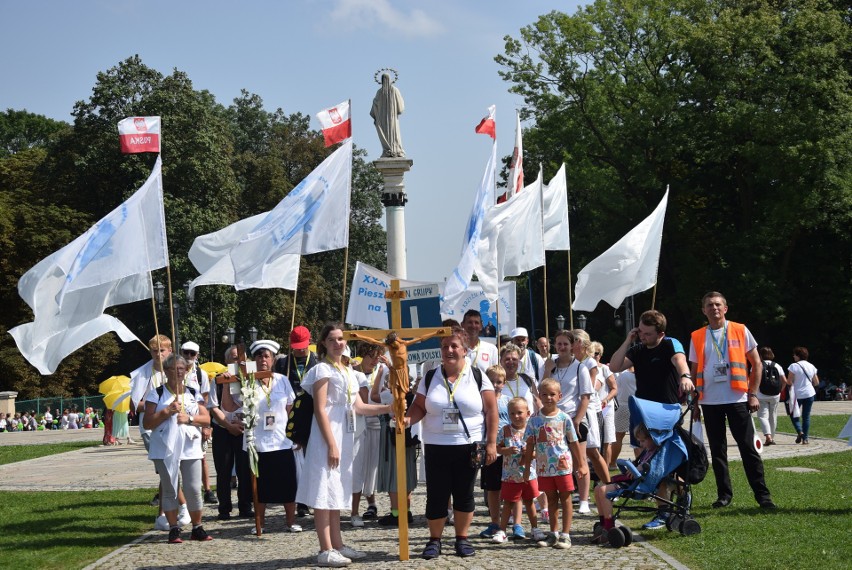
[567, 251, 574, 329]
[538, 165, 549, 340]
[165, 265, 177, 348]
[651, 283, 658, 310]
[341, 247, 349, 323]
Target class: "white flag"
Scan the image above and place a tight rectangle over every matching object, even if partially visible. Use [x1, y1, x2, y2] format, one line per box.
[346, 261, 431, 328]
[542, 163, 570, 251]
[572, 189, 669, 311]
[441, 138, 497, 312]
[189, 140, 352, 292]
[10, 158, 168, 374]
[476, 179, 545, 301]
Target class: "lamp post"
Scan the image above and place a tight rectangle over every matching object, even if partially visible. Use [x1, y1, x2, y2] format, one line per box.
[225, 327, 236, 346]
[576, 313, 587, 331]
[248, 326, 259, 344]
[152, 281, 195, 351]
[556, 314, 566, 332]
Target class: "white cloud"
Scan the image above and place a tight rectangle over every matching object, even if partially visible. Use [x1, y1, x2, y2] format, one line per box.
[329, 0, 444, 38]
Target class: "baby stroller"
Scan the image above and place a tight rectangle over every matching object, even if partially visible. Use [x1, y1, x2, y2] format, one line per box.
[596, 396, 707, 547]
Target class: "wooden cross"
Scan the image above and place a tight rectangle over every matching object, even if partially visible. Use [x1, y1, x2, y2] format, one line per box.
[213, 342, 269, 538]
[343, 279, 450, 562]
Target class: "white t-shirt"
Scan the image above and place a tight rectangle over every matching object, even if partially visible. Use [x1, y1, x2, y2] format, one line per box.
[416, 365, 494, 445]
[247, 373, 296, 453]
[145, 385, 204, 461]
[688, 323, 757, 405]
[519, 349, 545, 384]
[788, 360, 817, 400]
[552, 359, 593, 417]
[467, 340, 499, 373]
[616, 370, 637, 406]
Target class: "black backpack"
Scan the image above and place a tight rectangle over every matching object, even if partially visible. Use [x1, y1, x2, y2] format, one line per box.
[286, 391, 314, 447]
[759, 361, 782, 396]
[675, 425, 709, 485]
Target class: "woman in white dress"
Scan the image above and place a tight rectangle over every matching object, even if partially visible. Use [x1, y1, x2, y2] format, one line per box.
[296, 323, 392, 568]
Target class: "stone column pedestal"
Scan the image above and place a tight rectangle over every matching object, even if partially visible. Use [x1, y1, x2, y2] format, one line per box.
[0, 391, 18, 416]
[374, 157, 413, 279]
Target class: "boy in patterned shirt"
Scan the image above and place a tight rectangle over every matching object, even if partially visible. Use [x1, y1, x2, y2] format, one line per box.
[491, 397, 547, 543]
[523, 378, 588, 549]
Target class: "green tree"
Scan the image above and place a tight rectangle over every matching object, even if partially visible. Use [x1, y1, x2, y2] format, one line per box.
[498, 0, 851, 376]
[0, 109, 68, 158]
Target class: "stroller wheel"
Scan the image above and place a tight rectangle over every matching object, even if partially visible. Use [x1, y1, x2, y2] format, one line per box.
[680, 518, 701, 536]
[620, 526, 634, 546]
[667, 514, 683, 532]
[591, 523, 607, 544]
[607, 526, 626, 548]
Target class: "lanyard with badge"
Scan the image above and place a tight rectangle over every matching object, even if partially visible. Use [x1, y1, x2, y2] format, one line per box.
[441, 365, 467, 433]
[328, 357, 356, 433]
[259, 378, 276, 430]
[709, 323, 729, 382]
[506, 375, 523, 399]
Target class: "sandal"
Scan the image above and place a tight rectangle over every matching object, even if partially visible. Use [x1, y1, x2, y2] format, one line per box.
[454, 538, 475, 557]
[363, 504, 378, 520]
[421, 539, 442, 560]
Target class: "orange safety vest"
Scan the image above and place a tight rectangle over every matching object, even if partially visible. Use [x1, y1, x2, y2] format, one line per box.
[691, 321, 749, 399]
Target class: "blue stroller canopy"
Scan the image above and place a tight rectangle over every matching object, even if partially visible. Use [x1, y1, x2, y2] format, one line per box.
[626, 396, 689, 494]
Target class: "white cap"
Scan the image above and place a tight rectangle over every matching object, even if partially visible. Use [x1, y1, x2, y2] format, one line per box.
[249, 339, 280, 356]
[510, 327, 529, 339]
[343, 345, 352, 358]
[181, 341, 200, 352]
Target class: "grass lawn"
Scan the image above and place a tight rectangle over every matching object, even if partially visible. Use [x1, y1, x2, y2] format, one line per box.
[615, 449, 852, 569]
[0, 441, 101, 466]
[757, 412, 849, 440]
[0, 488, 155, 569]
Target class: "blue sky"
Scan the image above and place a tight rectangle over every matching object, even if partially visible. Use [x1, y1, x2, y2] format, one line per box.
[1, 0, 584, 283]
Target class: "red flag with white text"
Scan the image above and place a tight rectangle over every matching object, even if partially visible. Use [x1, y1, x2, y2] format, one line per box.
[474, 105, 496, 140]
[117, 117, 161, 154]
[316, 100, 352, 147]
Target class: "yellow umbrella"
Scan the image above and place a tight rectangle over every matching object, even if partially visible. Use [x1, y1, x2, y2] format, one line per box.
[98, 375, 131, 395]
[103, 390, 131, 413]
[200, 361, 227, 377]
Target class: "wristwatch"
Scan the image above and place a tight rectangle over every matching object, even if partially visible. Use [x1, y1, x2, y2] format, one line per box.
[188, 415, 195, 425]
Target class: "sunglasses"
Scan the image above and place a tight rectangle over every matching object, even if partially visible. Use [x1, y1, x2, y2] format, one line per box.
[182, 350, 198, 356]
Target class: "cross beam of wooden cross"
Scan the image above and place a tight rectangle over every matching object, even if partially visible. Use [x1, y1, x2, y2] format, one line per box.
[343, 279, 450, 562]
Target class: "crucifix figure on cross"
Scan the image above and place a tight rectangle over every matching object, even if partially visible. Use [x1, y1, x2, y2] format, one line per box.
[347, 329, 445, 430]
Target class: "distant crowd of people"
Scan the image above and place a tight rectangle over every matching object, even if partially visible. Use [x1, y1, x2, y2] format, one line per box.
[0, 406, 106, 432]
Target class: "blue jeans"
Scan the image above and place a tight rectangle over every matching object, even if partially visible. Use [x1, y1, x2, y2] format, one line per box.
[790, 396, 815, 439]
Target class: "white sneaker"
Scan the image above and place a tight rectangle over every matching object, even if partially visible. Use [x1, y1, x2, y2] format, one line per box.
[531, 527, 547, 542]
[283, 523, 303, 533]
[577, 501, 591, 515]
[350, 515, 364, 528]
[154, 514, 170, 531]
[317, 549, 351, 567]
[338, 545, 366, 560]
[446, 509, 454, 525]
[554, 532, 572, 549]
[492, 530, 508, 544]
[178, 504, 191, 526]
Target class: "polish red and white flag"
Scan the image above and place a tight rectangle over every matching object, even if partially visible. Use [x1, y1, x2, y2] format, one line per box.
[497, 111, 523, 204]
[474, 105, 496, 139]
[117, 117, 161, 154]
[316, 100, 352, 147]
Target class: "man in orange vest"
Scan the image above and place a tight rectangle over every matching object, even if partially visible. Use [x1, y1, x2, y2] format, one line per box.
[688, 292, 775, 510]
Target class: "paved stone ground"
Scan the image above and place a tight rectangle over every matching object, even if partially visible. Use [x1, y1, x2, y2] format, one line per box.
[1, 401, 848, 569]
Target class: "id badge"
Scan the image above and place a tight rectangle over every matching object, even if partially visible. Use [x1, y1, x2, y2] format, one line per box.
[442, 407, 461, 433]
[713, 363, 729, 382]
[345, 406, 356, 434]
[263, 412, 276, 431]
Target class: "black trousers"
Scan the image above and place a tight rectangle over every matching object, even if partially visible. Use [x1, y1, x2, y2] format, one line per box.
[212, 424, 253, 515]
[701, 402, 772, 504]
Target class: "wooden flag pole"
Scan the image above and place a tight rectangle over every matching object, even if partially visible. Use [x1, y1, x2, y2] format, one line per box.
[567, 251, 574, 329]
[651, 284, 658, 310]
[164, 265, 177, 349]
[341, 247, 350, 323]
[543, 260, 550, 340]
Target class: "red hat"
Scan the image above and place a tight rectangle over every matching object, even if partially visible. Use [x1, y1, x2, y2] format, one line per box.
[290, 326, 311, 350]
